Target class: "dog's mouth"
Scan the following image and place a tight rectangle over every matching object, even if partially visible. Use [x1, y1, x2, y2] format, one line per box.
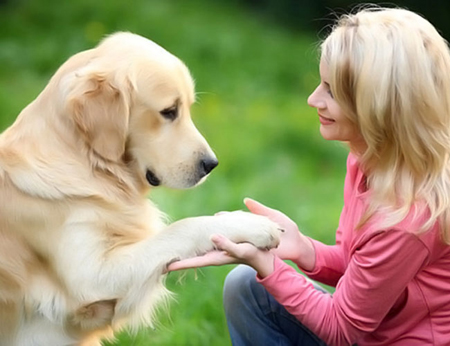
[146, 170, 161, 186]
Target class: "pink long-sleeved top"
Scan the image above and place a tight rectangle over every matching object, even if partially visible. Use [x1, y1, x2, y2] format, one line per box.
[258, 154, 450, 345]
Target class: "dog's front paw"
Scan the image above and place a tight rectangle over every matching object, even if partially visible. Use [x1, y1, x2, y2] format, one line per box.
[214, 211, 281, 250]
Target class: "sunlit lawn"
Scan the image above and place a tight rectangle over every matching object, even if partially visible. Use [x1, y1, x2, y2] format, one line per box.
[0, 0, 347, 344]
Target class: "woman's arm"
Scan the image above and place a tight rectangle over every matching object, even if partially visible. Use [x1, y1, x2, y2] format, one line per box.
[258, 229, 429, 345]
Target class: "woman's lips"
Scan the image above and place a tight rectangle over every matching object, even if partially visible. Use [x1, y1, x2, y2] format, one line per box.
[319, 114, 335, 125]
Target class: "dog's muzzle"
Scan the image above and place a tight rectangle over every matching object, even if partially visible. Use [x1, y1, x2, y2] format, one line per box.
[145, 157, 218, 188]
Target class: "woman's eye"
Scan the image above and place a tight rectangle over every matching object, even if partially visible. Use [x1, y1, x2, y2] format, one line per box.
[323, 82, 334, 98]
[160, 107, 178, 121]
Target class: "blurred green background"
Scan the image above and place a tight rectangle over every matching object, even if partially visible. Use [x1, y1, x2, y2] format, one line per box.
[0, 0, 447, 345]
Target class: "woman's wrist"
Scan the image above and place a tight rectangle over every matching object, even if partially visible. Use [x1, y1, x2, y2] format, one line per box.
[295, 235, 316, 271]
[250, 250, 275, 278]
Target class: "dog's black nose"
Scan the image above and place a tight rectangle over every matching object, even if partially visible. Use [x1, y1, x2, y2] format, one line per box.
[200, 157, 219, 175]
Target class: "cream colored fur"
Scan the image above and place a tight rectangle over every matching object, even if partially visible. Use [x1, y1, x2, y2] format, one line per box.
[0, 32, 279, 346]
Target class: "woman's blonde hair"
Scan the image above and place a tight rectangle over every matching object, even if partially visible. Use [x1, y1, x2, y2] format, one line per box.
[322, 7, 450, 242]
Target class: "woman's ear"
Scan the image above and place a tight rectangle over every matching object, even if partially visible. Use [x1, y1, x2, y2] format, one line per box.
[66, 71, 130, 162]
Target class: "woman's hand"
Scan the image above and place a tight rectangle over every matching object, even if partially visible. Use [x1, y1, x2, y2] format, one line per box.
[166, 198, 316, 274]
[244, 198, 315, 271]
[167, 233, 275, 277]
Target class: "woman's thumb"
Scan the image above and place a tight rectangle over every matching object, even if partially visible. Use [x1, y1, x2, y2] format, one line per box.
[211, 234, 236, 253]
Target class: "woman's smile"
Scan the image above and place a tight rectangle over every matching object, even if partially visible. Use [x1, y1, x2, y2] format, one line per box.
[318, 114, 335, 125]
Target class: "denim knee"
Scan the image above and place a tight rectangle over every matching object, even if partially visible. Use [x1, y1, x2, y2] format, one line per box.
[223, 265, 258, 309]
[223, 265, 329, 346]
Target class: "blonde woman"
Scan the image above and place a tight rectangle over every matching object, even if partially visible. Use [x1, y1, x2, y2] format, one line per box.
[169, 7, 450, 345]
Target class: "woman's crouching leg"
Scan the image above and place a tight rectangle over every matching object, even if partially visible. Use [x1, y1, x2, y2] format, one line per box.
[223, 264, 327, 346]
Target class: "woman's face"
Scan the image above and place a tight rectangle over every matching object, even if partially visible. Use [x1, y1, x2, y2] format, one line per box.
[307, 59, 365, 150]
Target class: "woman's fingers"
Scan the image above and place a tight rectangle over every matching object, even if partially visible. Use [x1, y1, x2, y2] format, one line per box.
[167, 250, 238, 272]
[244, 198, 272, 216]
[167, 234, 241, 272]
[167, 234, 261, 272]
[211, 234, 238, 253]
[244, 198, 285, 225]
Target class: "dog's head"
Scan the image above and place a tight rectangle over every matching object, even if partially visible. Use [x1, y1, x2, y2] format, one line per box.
[63, 32, 217, 189]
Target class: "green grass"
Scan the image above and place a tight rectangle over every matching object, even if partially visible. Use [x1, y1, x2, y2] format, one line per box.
[0, 0, 347, 344]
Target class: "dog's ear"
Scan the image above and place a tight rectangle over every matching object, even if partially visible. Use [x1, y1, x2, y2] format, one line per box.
[67, 71, 130, 162]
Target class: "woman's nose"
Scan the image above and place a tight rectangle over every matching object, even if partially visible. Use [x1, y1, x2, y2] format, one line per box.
[307, 86, 325, 109]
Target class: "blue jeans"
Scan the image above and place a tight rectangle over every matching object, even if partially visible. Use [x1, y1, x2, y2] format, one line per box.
[223, 265, 328, 346]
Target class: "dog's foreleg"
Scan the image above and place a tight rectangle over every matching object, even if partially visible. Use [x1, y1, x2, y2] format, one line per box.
[110, 211, 279, 328]
[155, 211, 280, 264]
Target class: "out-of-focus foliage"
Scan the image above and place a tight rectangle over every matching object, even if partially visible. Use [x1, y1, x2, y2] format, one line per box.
[0, 0, 353, 345]
[237, 0, 450, 40]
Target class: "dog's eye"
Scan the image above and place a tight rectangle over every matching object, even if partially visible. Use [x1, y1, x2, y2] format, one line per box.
[160, 107, 178, 121]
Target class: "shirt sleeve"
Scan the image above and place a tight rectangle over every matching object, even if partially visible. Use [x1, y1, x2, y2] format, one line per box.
[257, 229, 430, 345]
[300, 238, 346, 287]
[296, 153, 355, 286]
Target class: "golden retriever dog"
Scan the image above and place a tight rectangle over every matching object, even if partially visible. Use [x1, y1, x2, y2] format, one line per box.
[0, 32, 280, 346]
